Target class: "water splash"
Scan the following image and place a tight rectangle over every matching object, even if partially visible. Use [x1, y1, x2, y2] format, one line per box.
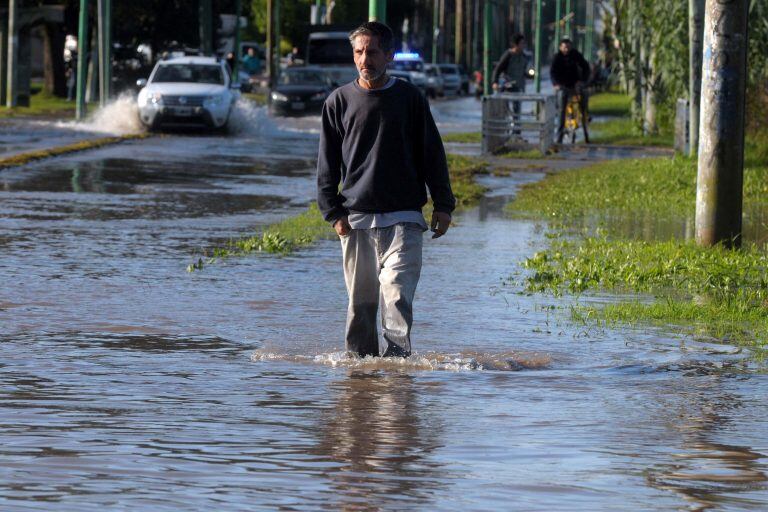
[252, 349, 551, 372]
[47, 93, 146, 135]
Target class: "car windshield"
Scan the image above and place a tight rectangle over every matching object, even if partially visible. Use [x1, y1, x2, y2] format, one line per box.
[153, 64, 224, 85]
[279, 70, 328, 85]
[392, 60, 424, 72]
[439, 65, 458, 75]
[307, 39, 352, 65]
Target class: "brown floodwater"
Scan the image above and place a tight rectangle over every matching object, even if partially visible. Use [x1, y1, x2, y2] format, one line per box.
[1, 98, 766, 510]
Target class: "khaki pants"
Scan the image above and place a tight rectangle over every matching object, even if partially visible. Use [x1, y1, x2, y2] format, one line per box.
[340, 223, 424, 357]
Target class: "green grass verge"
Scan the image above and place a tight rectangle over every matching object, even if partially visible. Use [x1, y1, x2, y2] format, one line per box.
[189, 154, 489, 270]
[441, 131, 481, 143]
[508, 132, 768, 349]
[589, 91, 632, 117]
[590, 117, 673, 147]
[0, 133, 151, 170]
[0, 88, 76, 118]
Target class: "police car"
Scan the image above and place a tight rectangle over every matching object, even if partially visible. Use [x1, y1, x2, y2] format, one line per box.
[390, 52, 427, 94]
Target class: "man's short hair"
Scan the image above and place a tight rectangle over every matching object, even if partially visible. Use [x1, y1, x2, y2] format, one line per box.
[559, 38, 572, 45]
[348, 21, 395, 53]
[512, 34, 525, 46]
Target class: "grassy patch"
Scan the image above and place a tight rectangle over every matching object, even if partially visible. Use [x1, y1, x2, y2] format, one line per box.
[589, 91, 631, 117]
[519, 237, 768, 347]
[508, 132, 768, 349]
[442, 131, 481, 143]
[590, 117, 673, 147]
[0, 87, 76, 118]
[0, 133, 150, 170]
[190, 154, 489, 269]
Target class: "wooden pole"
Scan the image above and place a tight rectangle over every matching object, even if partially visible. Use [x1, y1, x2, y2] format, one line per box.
[554, 0, 561, 48]
[695, 0, 749, 248]
[688, 0, 705, 156]
[104, 0, 111, 101]
[199, 0, 213, 55]
[455, 0, 463, 65]
[76, 0, 89, 119]
[266, 0, 272, 83]
[6, 0, 18, 107]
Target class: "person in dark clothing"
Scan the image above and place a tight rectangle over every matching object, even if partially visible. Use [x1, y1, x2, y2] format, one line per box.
[317, 21, 455, 358]
[550, 38, 591, 143]
[491, 34, 528, 136]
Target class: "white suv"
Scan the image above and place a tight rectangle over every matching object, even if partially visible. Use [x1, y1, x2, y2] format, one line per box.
[137, 56, 239, 131]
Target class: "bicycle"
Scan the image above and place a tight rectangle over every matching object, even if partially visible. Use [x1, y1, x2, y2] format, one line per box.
[559, 86, 590, 144]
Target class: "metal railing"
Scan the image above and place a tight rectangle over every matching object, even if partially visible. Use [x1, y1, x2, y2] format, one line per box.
[482, 93, 556, 154]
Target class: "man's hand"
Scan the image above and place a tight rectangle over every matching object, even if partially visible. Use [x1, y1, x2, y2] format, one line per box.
[333, 216, 352, 237]
[430, 211, 451, 239]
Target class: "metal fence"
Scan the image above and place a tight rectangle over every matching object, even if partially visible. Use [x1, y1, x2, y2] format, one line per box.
[481, 93, 557, 154]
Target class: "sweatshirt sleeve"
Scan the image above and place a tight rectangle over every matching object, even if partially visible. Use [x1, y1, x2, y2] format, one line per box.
[316, 99, 348, 223]
[419, 95, 456, 215]
[491, 50, 510, 85]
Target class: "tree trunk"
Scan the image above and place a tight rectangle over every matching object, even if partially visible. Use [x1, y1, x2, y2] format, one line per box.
[42, 23, 67, 97]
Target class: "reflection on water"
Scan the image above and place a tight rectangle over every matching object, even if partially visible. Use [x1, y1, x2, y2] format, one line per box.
[312, 372, 443, 510]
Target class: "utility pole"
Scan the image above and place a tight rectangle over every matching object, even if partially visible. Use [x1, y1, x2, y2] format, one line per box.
[455, 0, 463, 65]
[104, 0, 111, 101]
[482, 0, 491, 95]
[76, 0, 89, 119]
[266, 0, 272, 84]
[564, 0, 571, 39]
[554, 0, 561, 48]
[0, 22, 6, 105]
[585, 0, 594, 61]
[432, 0, 439, 64]
[234, 0, 242, 77]
[199, 0, 213, 55]
[97, 0, 105, 106]
[369, 0, 386, 22]
[695, 0, 749, 248]
[534, 0, 542, 92]
[688, 0, 705, 156]
[6, 0, 18, 107]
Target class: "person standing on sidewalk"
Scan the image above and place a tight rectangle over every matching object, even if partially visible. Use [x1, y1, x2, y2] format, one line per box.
[317, 21, 455, 358]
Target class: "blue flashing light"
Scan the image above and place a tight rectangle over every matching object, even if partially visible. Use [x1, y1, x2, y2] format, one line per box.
[394, 52, 421, 60]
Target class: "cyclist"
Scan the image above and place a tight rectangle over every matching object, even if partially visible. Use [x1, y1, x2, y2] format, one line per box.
[550, 38, 591, 143]
[491, 34, 528, 136]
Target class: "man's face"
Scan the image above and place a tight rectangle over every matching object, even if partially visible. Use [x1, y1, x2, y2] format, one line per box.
[248, 48, 255, 56]
[352, 34, 393, 82]
[514, 39, 526, 52]
[559, 42, 572, 55]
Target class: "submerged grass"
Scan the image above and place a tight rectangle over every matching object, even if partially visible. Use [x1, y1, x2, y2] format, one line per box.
[508, 131, 768, 349]
[190, 154, 490, 269]
[0, 133, 150, 170]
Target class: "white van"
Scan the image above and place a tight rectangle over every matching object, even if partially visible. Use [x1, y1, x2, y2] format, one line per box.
[305, 31, 358, 86]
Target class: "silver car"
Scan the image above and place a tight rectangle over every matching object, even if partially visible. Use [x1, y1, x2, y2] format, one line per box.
[136, 56, 239, 131]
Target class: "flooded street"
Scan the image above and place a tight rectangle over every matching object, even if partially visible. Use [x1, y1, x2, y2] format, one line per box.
[1, 97, 767, 510]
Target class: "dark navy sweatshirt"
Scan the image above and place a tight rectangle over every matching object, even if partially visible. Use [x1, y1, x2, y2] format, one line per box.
[316, 78, 456, 223]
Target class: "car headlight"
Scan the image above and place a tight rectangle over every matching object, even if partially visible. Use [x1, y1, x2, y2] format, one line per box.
[148, 92, 163, 105]
[310, 91, 327, 101]
[271, 91, 288, 102]
[205, 95, 225, 107]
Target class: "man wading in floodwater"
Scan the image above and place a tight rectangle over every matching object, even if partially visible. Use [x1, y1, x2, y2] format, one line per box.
[317, 21, 455, 358]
